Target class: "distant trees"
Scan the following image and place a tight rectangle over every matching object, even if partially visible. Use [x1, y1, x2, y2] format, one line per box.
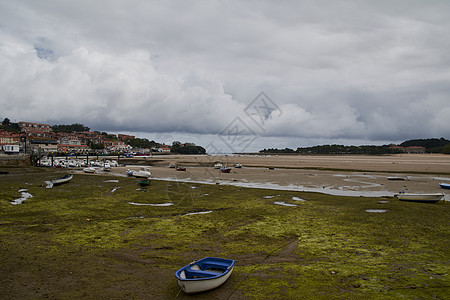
[52, 123, 90, 133]
[0, 118, 21, 133]
[171, 142, 206, 154]
[125, 138, 157, 149]
[400, 138, 450, 153]
[260, 138, 450, 155]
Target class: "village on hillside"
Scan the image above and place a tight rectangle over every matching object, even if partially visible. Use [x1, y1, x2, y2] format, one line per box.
[0, 119, 178, 156]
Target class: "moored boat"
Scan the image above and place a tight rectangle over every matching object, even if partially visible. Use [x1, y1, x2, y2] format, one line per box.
[138, 179, 150, 186]
[220, 167, 232, 173]
[83, 167, 96, 173]
[439, 183, 450, 189]
[132, 167, 151, 178]
[396, 192, 444, 203]
[175, 257, 235, 294]
[176, 166, 186, 171]
[45, 174, 73, 188]
[234, 164, 242, 168]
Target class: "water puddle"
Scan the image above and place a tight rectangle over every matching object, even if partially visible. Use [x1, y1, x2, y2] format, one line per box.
[365, 209, 388, 213]
[292, 196, 306, 201]
[184, 210, 213, 216]
[128, 202, 173, 206]
[11, 189, 33, 205]
[274, 201, 297, 207]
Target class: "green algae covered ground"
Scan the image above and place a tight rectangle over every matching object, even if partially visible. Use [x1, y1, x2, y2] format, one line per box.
[0, 167, 449, 299]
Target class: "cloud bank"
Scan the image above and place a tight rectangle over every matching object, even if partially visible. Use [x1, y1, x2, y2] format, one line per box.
[1, 0, 449, 149]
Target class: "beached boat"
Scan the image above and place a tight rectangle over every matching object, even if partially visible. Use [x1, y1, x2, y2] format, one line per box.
[126, 169, 134, 176]
[51, 174, 73, 185]
[175, 257, 235, 294]
[103, 163, 111, 172]
[439, 183, 450, 189]
[220, 167, 232, 173]
[214, 163, 223, 169]
[83, 167, 96, 173]
[46, 174, 73, 188]
[396, 192, 444, 203]
[176, 166, 186, 171]
[138, 179, 150, 186]
[132, 167, 151, 178]
[234, 164, 242, 168]
[169, 164, 176, 168]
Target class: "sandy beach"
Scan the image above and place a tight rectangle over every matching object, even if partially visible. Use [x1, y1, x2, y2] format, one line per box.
[105, 154, 450, 199]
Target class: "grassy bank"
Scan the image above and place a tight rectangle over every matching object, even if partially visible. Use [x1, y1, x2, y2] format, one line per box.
[0, 167, 448, 299]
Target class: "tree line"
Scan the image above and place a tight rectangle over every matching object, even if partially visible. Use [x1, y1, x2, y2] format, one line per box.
[260, 138, 450, 155]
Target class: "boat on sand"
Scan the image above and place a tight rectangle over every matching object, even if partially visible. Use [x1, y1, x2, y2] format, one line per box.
[175, 257, 235, 294]
[132, 167, 151, 178]
[439, 183, 450, 189]
[220, 167, 232, 173]
[396, 192, 444, 203]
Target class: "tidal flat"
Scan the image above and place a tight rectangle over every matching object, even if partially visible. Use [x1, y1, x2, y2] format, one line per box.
[0, 167, 449, 299]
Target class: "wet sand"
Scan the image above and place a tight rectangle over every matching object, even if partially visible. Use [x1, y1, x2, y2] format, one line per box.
[102, 154, 450, 199]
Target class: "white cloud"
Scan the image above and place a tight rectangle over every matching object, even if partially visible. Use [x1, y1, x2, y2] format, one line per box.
[1, 0, 449, 148]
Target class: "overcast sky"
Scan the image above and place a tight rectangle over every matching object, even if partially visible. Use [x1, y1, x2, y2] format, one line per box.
[1, 0, 449, 152]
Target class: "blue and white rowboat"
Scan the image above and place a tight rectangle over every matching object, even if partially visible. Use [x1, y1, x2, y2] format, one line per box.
[439, 183, 450, 189]
[175, 257, 235, 294]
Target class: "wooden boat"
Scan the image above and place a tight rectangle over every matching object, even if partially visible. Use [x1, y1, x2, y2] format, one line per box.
[396, 192, 444, 203]
[132, 167, 151, 178]
[176, 166, 186, 171]
[175, 257, 235, 294]
[126, 169, 134, 176]
[220, 167, 232, 173]
[439, 183, 450, 189]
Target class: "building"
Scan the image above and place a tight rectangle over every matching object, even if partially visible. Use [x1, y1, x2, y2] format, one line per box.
[0, 129, 22, 154]
[19, 121, 52, 138]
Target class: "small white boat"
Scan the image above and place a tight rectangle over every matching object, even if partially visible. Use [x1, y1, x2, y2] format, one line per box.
[234, 164, 242, 168]
[132, 167, 151, 178]
[45, 174, 73, 188]
[83, 167, 96, 173]
[103, 163, 111, 172]
[175, 257, 235, 294]
[214, 163, 223, 169]
[396, 192, 444, 203]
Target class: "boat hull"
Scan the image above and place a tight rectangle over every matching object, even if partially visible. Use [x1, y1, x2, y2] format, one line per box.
[52, 174, 73, 184]
[397, 193, 444, 203]
[175, 257, 235, 294]
[439, 183, 450, 189]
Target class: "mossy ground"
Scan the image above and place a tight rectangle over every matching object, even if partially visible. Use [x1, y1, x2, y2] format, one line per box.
[0, 167, 449, 299]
